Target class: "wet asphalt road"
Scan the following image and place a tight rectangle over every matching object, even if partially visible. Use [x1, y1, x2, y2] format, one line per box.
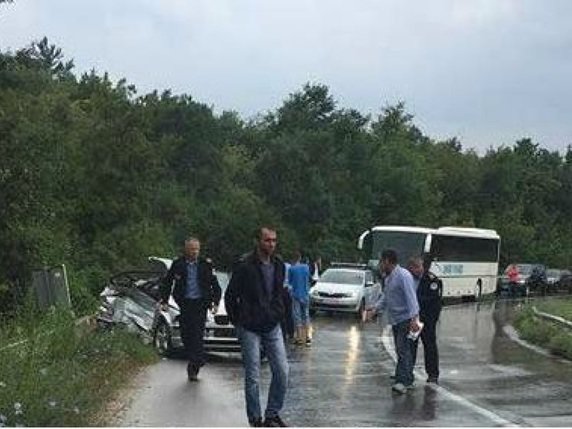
[118, 299, 572, 427]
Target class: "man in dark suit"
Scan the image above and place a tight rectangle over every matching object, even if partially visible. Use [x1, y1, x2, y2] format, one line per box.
[160, 237, 221, 381]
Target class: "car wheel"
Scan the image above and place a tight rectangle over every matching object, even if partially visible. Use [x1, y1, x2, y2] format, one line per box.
[309, 308, 316, 317]
[153, 319, 173, 357]
[356, 300, 366, 321]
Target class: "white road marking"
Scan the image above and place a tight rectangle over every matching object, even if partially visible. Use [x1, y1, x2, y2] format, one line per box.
[381, 327, 518, 427]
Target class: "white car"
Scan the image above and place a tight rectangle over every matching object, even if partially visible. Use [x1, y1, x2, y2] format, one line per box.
[309, 265, 382, 319]
[97, 257, 240, 357]
[149, 257, 241, 356]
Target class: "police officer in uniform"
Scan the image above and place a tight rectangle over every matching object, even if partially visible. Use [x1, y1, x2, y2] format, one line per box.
[407, 255, 442, 384]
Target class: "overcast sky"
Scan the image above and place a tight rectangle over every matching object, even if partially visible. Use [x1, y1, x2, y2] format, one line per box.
[1, 0, 571, 152]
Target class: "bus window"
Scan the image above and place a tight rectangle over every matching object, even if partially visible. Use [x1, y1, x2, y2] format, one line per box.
[431, 235, 498, 262]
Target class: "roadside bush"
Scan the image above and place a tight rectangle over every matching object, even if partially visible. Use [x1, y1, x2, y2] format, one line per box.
[536, 300, 572, 321]
[548, 332, 572, 359]
[514, 308, 558, 346]
[514, 306, 572, 360]
[67, 268, 101, 316]
[0, 307, 157, 427]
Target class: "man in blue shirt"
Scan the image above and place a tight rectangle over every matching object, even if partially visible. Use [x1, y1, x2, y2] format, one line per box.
[368, 249, 421, 394]
[289, 251, 312, 346]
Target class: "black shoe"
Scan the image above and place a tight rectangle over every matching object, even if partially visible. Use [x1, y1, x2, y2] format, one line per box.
[263, 415, 288, 427]
[187, 362, 199, 382]
[426, 376, 439, 384]
[249, 417, 264, 427]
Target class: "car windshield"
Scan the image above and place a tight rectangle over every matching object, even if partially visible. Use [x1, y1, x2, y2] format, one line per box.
[546, 269, 560, 278]
[319, 270, 364, 285]
[516, 264, 533, 275]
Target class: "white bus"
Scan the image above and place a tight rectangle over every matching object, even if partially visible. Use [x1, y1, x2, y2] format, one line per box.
[357, 226, 501, 299]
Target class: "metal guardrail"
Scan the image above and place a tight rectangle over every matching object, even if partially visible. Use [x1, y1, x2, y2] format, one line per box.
[532, 306, 572, 329]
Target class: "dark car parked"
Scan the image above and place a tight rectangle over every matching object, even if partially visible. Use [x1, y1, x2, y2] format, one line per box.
[546, 269, 572, 293]
[498, 263, 534, 297]
[546, 268, 561, 287]
[558, 270, 572, 293]
[525, 264, 548, 295]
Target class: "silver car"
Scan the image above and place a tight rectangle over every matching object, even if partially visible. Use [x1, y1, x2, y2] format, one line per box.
[309, 265, 382, 319]
[97, 257, 240, 357]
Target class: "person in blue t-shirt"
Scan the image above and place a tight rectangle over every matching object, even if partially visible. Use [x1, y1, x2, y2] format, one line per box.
[288, 251, 312, 346]
[280, 261, 295, 343]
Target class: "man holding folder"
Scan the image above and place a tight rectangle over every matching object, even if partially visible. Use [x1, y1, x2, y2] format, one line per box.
[367, 249, 421, 394]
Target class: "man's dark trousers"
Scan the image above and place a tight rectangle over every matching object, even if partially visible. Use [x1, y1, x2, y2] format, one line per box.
[179, 298, 208, 366]
[281, 292, 295, 341]
[392, 320, 415, 386]
[411, 313, 439, 380]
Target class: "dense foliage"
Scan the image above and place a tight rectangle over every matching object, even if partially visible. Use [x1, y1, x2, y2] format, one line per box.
[0, 304, 157, 426]
[2, 39, 572, 312]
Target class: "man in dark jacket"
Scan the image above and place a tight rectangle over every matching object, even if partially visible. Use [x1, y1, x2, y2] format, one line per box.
[225, 227, 289, 428]
[160, 237, 221, 381]
[407, 256, 442, 384]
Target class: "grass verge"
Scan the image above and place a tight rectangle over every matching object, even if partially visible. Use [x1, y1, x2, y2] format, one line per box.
[514, 304, 572, 360]
[534, 299, 572, 321]
[0, 306, 158, 426]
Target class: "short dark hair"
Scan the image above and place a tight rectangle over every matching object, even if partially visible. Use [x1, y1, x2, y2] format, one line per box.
[408, 256, 424, 268]
[381, 249, 398, 265]
[256, 226, 277, 240]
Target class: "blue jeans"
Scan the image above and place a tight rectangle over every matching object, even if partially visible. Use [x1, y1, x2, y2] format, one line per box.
[392, 319, 415, 386]
[291, 298, 310, 327]
[237, 324, 289, 423]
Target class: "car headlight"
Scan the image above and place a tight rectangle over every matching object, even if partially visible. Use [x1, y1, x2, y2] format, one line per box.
[311, 288, 319, 296]
[347, 291, 358, 298]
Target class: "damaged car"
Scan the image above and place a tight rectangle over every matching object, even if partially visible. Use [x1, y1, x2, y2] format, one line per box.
[97, 257, 241, 356]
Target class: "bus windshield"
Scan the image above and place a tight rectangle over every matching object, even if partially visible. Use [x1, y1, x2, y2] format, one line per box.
[370, 231, 427, 266]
